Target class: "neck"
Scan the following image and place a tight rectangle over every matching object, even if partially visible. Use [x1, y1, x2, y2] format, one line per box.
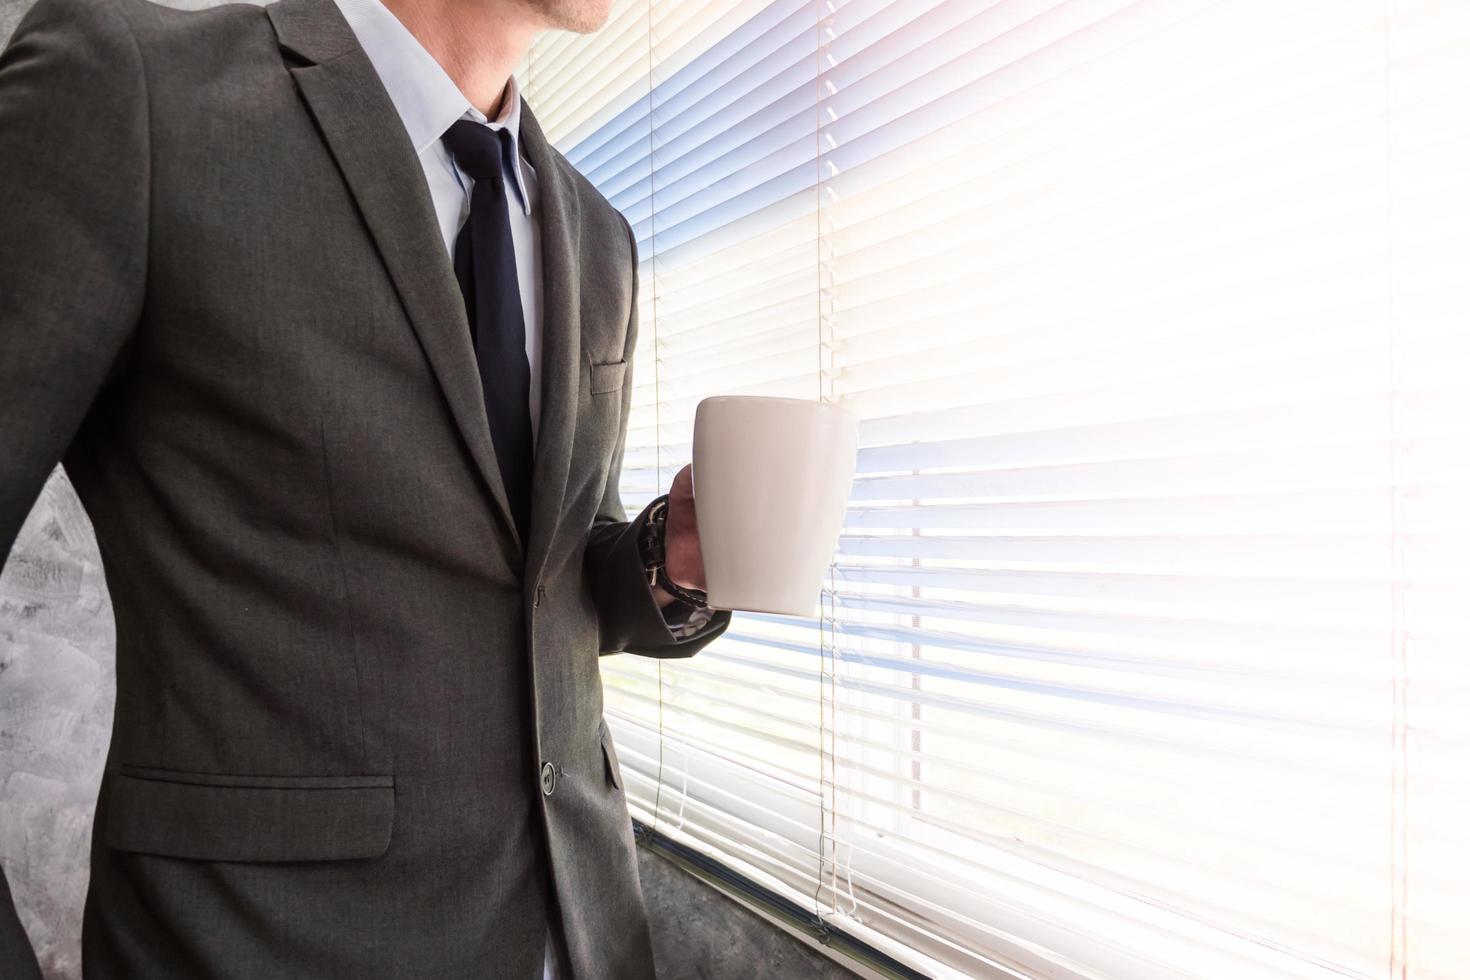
[380, 0, 541, 117]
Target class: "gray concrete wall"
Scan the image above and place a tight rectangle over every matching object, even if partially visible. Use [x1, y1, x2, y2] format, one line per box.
[1, 472, 116, 980]
[0, 2, 856, 977]
[637, 848, 862, 980]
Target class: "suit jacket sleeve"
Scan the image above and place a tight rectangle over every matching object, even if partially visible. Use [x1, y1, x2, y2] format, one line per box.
[0, 0, 150, 974]
[582, 217, 732, 658]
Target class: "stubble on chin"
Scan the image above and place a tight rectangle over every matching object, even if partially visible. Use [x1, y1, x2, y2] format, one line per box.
[517, 0, 612, 34]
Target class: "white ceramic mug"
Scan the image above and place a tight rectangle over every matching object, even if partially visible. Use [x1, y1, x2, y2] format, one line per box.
[692, 395, 858, 616]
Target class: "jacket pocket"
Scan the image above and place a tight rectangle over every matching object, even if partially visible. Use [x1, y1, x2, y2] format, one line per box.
[599, 722, 624, 791]
[588, 357, 627, 395]
[104, 765, 395, 862]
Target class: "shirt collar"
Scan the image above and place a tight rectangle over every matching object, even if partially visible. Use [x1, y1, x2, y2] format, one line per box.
[332, 0, 532, 215]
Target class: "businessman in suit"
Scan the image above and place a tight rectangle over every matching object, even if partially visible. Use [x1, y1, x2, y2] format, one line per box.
[0, 0, 733, 975]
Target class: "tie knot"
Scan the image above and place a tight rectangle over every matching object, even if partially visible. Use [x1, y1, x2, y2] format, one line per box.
[441, 119, 515, 183]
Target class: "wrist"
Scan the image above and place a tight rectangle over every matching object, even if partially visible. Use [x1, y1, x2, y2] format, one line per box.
[639, 494, 709, 609]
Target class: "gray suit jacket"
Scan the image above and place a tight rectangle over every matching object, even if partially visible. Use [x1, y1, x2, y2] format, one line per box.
[0, 0, 733, 975]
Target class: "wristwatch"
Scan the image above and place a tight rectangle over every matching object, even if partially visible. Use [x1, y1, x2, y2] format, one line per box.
[639, 494, 710, 609]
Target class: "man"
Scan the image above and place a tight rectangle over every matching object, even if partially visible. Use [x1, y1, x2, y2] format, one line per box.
[0, 0, 734, 974]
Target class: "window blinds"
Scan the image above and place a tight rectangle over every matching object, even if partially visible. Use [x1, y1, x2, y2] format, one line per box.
[523, 1, 1470, 977]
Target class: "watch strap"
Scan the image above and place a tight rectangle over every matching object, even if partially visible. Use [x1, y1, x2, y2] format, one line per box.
[656, 562, 710, 609]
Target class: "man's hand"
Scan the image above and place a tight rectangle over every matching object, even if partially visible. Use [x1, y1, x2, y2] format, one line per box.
[651, 463, 706, 609]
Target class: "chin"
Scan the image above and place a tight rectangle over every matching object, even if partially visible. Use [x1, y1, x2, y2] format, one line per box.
[534, 0, 615, 33]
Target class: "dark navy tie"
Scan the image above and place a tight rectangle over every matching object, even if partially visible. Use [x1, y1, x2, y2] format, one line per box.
[441, 119, 533, 548]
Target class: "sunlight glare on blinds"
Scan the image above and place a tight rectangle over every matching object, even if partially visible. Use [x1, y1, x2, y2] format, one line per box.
[525, 0, 1470, 976]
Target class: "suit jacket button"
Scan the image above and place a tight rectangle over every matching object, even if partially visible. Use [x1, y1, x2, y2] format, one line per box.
[540, 761, 556, 796]
[535, 584, 546, 609]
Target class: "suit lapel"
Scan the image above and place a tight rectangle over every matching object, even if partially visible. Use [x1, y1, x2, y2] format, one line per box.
[265, 0, 525, 558]
[518, 102, 582, 593]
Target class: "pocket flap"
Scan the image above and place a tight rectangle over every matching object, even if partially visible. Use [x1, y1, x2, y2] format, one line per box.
[104, 766, 395, 862]
[599, 723, 624, 790]
[589, 357, 627, 394]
